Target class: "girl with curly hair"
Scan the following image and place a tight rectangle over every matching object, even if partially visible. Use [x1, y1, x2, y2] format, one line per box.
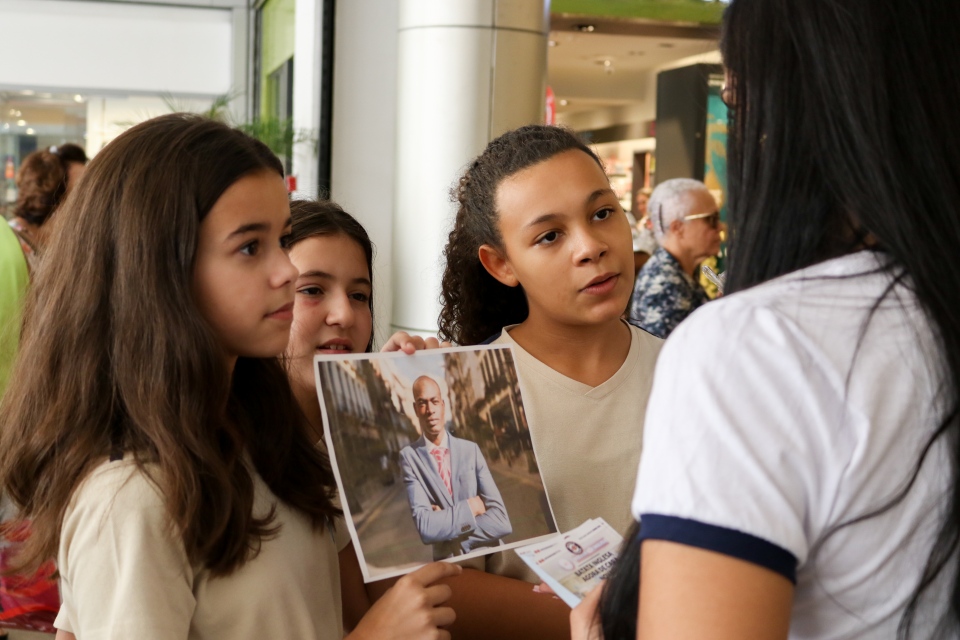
[434, 124, 662, 636]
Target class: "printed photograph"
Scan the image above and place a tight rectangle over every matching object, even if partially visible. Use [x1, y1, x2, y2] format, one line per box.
[314, 345, 558, 582]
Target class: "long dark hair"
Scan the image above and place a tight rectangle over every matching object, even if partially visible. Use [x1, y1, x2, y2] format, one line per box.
[0, 114, 340, 577]
[438, 125, 603, 345]
[600, 0, 960, 637]
[724, 2, 960, 635]
[288, 199, 375, 352]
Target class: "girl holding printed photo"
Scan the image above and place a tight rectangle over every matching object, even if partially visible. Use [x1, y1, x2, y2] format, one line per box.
[0, 115, 458, 640]
[433, 125, 662, 636]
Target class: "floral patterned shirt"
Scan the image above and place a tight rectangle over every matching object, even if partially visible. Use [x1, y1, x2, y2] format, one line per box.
[628, 246, 709, 339]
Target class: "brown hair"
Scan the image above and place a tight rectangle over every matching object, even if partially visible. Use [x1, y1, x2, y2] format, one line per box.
[52, 143, 88, 166]
[13, 150, 67, 226]
[289, 199, 376, 351]
[0, 114, 339, 576]
[438, 125, 604, 345]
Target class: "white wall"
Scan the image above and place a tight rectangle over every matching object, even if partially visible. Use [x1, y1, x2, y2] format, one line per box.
[0, 0, 233, 97]
[329, 0, 400, 346]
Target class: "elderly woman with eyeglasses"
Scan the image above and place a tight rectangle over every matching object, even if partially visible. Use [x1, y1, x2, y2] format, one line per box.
[627, 177, 724, 339]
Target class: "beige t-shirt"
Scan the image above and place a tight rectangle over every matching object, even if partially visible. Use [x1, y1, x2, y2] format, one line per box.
[466, 323, 662, 583]
[55, 458, 351, 639]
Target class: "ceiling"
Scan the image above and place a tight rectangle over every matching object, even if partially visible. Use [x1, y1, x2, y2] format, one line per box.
[552, 0, 727, 24]
[547, 15, 721, 118]
[0, 91, 86, 136]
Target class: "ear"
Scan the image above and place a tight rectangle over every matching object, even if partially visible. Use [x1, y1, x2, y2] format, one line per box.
[668, 218, 685, 238]
[478, 244, 520, 288]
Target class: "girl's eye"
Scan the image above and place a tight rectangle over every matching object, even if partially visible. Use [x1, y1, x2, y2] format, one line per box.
[298, 286, 323, 297]
[350, 292, 371, 303]
[536, 231, 559, 245]
[240, 240, 259, 256]
[280, 234, 293, 250]
[594, 207, 614, 221]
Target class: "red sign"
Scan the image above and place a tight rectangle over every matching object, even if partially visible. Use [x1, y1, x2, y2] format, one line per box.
[545, 86, 556, 126]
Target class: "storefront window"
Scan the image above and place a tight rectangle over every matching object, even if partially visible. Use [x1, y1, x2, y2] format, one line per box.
[257, 0, 296, 121]
[1, 91, 86, 216]
[1, 91, 224, 217]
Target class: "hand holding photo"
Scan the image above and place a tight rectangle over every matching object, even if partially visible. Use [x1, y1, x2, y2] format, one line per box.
[314, 345, 558, 582]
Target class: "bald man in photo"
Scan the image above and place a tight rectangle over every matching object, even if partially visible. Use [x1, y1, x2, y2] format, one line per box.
[399, 375, 512, 560]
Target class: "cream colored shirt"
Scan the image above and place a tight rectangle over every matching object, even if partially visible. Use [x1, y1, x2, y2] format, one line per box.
[55, 458, 350, 639]
[466, 323, 662, 582]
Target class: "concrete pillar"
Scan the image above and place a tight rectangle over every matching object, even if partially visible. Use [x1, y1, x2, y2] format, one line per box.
[391, 0, 549, 337]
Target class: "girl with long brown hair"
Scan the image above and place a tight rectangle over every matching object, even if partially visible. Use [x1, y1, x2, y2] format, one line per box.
[0, 114, 458, 639]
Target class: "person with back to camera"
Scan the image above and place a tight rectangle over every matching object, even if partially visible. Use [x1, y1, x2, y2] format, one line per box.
[9, 144, 87, 267]
[399, 375, 512, 560]
[0, 114, 460, 640]
[572, 0, 960, 638]
[627, 177, 723, 339]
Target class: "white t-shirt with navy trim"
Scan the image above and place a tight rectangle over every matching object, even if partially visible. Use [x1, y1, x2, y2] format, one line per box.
[632, 251, 953, 638]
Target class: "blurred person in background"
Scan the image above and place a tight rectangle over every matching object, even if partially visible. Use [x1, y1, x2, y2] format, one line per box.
[0, 222, 28, 399]
[9, 144, 87, 266]
[628, 178, 722, 338]
[2, 144, 87, 403]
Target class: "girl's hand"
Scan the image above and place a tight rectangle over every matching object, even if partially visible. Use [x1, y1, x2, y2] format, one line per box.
[381, 331, 451, 354]
[570, 584, 603, 640]
[532, 582, 556, 595]
[348, 562, 462, 640]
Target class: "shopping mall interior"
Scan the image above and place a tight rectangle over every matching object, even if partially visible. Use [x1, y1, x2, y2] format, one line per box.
[0, 0, 728, 346]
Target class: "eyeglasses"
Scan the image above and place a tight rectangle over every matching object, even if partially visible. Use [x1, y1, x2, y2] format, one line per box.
[683, 211, 721, 229]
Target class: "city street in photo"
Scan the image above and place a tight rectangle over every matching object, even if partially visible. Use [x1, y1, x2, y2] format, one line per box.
[314, 345, 558, 582]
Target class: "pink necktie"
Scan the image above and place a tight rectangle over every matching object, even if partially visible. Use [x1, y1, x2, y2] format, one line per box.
[430, 447, 453, 497]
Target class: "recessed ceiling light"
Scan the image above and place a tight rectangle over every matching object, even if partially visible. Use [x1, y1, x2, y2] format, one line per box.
[559, 99, 569, 106]
[74, 94, 83, 102]
[21, 89, 35, 96]
[25, 128, 35, 135]
[16, 119, 26, 126]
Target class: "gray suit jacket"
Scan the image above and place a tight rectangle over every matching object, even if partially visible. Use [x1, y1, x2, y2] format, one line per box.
[399, 433, 512, 560]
